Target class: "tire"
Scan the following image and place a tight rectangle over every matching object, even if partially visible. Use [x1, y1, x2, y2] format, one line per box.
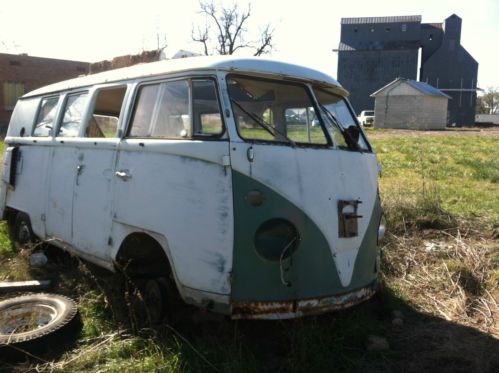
[0, 294, 79, 357]
[13, 212, 35, 245]
[142, 278, 169, 324]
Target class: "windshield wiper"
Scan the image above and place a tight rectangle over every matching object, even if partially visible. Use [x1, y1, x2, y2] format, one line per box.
[230, 98, 296, 147]
[319, 104, 360, 152]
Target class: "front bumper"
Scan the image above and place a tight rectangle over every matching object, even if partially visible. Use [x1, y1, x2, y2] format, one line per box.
[231, 279, 378, 320]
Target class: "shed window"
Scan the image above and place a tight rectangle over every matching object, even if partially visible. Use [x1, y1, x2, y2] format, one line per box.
[401, 24, 407, 32]
[3, 82, 25, 110]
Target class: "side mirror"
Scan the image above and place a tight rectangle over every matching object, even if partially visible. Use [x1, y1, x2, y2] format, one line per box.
[345, 125, 360, 148]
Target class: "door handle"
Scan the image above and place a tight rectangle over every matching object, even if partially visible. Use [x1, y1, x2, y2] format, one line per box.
[115, 170, 132, 181]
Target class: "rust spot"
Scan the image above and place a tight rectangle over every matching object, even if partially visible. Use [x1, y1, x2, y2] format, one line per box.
[232, 280, 378, 320]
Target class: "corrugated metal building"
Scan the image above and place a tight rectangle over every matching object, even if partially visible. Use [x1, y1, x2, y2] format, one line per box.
[337, 16, 421, 114]
[371, 78, 450, 130]
[337, 14, 478, 126]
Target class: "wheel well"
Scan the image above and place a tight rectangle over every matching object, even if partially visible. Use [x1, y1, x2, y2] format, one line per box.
[4, 207, 20, 226]
[115, 233, 172, 278]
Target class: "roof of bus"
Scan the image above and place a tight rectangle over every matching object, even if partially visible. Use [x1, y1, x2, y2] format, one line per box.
[23, 56, 346, 98]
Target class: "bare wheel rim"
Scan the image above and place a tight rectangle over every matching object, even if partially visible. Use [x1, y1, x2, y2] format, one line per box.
[0, 302, 58, 336]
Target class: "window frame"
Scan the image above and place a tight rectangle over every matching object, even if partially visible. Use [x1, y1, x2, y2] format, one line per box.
[32, 95, 61, 137]
[226, 74, 332, 148]
[3, 81, 25, 111]
[54, 90, 89, 138]
[82, 84, 128, 139]
[125, 76, 226, 140]
[313, 87, 372, 153]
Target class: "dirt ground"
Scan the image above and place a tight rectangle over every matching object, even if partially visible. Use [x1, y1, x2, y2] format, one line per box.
[367, 126, 499, 139]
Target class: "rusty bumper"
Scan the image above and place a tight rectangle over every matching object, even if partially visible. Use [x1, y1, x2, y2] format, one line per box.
[231, 280, 378, 320]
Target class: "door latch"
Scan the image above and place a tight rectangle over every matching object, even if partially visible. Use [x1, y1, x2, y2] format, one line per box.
[115, 170, 132, 181]
[338, 200, 363, 238]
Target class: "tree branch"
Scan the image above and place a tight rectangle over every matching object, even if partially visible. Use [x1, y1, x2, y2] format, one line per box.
[253, 24, 273, 56]
[193, 0, 274, 56]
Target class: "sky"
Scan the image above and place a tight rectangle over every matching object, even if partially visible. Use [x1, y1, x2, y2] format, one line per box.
[1, 0, 498, 88]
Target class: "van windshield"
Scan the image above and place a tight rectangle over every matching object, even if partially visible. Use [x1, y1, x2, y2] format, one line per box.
[314, 88, 370, 151]
[227, 76, 329, 146]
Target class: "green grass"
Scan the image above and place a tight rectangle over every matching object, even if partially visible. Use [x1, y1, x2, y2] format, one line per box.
[0, 131, 498, 372]
[371, 135, 498, 232]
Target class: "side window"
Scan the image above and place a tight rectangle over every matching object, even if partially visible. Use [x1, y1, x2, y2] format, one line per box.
[313, 88, 370, 151]
[129, 81, 189, 138]
[154, 80, 190, 138]
[58, 92, 88, 137]
[33, 96, 59, 137]
[85, 87, 126, 138]
[128, 78, 224, 139]
[284, 107, 326, 145]
[129, 84, 160, 137]
[192, 80, 223, 136]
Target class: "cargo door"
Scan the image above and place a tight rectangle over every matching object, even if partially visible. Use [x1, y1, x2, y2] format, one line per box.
[71, 87, 125, 261]
[45, 92, 88, 244]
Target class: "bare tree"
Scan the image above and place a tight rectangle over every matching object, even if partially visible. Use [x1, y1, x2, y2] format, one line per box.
[192, 1, 274, 56]
[477, 87, 499, 114]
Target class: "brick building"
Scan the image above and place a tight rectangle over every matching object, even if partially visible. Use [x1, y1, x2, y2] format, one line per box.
[0, 53, 88, 133]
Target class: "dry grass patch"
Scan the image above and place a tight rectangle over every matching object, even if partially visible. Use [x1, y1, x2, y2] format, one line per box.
[382, 230, 498, 337]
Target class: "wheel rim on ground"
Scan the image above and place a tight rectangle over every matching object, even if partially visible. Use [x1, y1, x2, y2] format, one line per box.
[0, 302, 58, 335]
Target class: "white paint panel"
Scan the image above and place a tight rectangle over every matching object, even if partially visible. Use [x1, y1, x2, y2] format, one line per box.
[4, 145, 51, 237]
[72, 142, 119, 259]
[45, 146, 76, 243]
[231, 142, 378, 287]
[112, 140, 233, 295]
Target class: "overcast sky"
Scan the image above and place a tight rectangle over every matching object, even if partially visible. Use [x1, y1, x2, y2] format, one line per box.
[1, 0, 498, 88]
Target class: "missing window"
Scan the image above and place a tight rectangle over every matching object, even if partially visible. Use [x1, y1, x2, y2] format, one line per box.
[85, 87, 126, 138]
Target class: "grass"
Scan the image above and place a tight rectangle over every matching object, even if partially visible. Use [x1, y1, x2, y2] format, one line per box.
[0, 130, 498, 372]
[373, 135, 498, 232]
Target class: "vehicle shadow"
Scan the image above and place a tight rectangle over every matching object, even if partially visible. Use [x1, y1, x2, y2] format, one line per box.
[166, 289, 499, 372]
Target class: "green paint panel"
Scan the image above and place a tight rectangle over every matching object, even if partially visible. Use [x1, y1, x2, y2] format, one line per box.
[231, 170, 381, 301]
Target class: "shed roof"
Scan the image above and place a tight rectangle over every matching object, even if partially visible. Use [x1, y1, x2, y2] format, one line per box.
[370, 78, 451, 98]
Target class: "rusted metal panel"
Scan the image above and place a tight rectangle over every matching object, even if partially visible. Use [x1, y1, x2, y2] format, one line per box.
[231, 280, 378, 320]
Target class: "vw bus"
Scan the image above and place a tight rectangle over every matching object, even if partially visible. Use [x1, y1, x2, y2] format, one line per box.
[0, 57, 384, 319]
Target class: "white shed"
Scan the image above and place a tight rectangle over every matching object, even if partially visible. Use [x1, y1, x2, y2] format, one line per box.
[370, 78, 451, 130]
